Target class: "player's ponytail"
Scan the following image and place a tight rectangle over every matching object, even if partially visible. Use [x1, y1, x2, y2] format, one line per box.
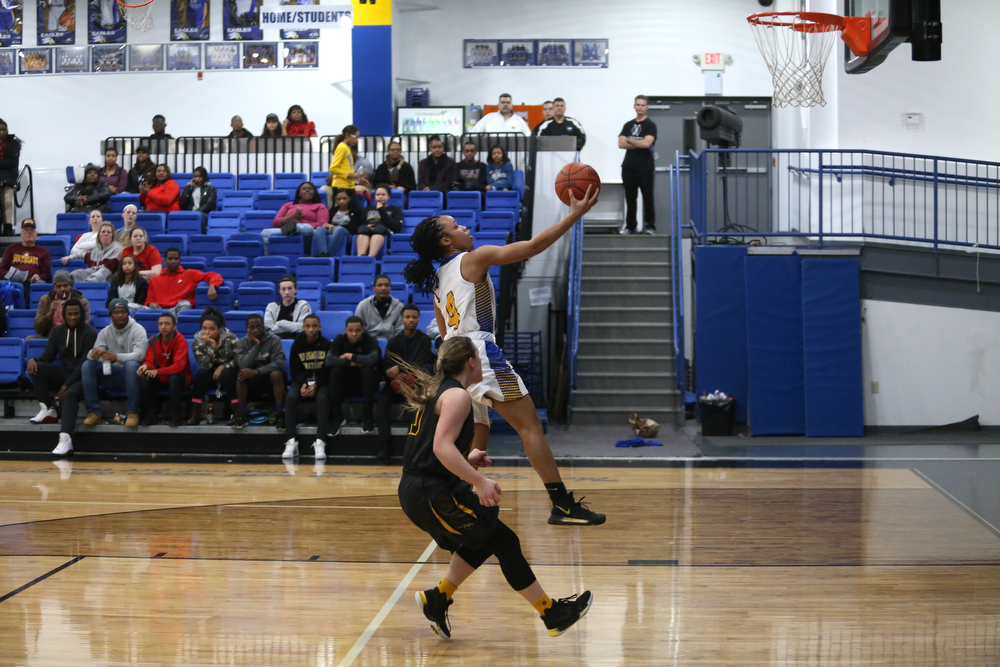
[395, 337, 478, 411]
[403, 216, 445, 296]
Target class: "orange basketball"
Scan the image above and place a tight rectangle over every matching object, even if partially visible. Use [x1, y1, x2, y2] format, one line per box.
[554, 162, 600, 206]
[59, 11, 74, 28]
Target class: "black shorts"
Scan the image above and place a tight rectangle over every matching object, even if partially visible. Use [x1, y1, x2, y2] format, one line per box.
[242, 370, 285, 396]
[398, 473, 499, 552]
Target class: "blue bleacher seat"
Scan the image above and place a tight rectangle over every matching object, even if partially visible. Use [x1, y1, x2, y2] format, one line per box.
[173, 172, 193, 184]
[238, 173, 271, 191]
[208, 172, 236, 191]
[447, 191, 482, 210]
[351, 234, 386, 260]
[91, 308, 111, 329]
[274, 173, 307, 191]
[443, 209, 476, 230]
[268, 235, 304, 260]
[282, 338, 294, 377]
[389, 234, 413, 255]
[407, 191, 443, 212]
[391, 284, 411, 304]
[135, 212, 166, 235]
[480, 210, 516, 232]
[322, 283, 365, 311]
[316, 310, 353, 337]
[254, 256, 290, 270]
[214, 190, 236, 211]
[388, 189, 405, 209]
[206, 212, 242, 239]
[64, 259, 86, 271]
[211, 257, 249, 290]
[184, 259, 207, 272]
[109, 193, 139, 213]
[251, 266, 287, 284]
[243, 211, 275, 233]
[56, 213, 89, 236]
[310, 171, 329, 189]
[355, 192, 370, 209]
[187, 235, 226, 263]
[104, 213, 124, 229]
[514, 170, 525, 200]
[337, 256, 377, 284]
[6, 310, 35, 339]
[381, 257, 410, 274]
[255, 190, 292, 212]
[236, 282, 277, 310]
[296, 281, 322, 312]
[149, 234, 187, 256]
[417, 309, 436, 334]
[0, 281, 24, 309]
[177, 311, 201, 338]
[24, 338, 49, 367]
[411, 288, 434, 308]
[227, 237, 265, 262]
[222, 191, 256, 212]
[0, 338, 24, 383]
[135, 310, 169, 336]
[195, 284, 234, 310]
[295, 257, 335, 283]
[29, 283, 52, 308]
[225, 311, 262, 338]
[75, 282, 110, 306]
[35, 235, 70, 257]
[485, 190, 521, 211]
[167, 212, 203, 235]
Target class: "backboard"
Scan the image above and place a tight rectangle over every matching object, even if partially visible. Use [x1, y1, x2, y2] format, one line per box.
[844, 0, 941, 74]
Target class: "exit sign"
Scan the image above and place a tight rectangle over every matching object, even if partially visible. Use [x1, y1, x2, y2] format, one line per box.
[702, 52, 725, 71]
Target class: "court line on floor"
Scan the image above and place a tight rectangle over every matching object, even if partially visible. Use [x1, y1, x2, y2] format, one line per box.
[0, 556, 85, 604]
[336, 540, 437, 667]
[912, 468, 1000, 540]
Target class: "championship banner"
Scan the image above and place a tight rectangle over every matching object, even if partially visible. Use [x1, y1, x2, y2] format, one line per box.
[171, 0, 209, 40]
[0, 0, 24, 47]
[278, 0, 316, 40]
[222, 0, 260, 40]
[88, 0, 126, 43]
[258, 4, 351, 31]
[37, 0, 75, 45]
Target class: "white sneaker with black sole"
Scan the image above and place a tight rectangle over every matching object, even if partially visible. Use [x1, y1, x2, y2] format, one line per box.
[52, 433, 73, 456]
[312, 439, 326, 459]
[30, 403, 58, 424]
[282, 438, 299, 459]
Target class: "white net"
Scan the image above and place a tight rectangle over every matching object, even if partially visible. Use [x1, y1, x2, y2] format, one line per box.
[118, 0, 154, 32]
[749, 13, 841, 108]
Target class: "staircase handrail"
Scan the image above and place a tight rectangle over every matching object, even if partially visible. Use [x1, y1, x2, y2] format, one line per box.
[567, 209, 584, 390]
[670, 153, 686, 392]
[14, 164, 34, 221]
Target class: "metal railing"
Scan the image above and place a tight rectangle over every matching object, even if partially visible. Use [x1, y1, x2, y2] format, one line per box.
[669, 153, 687, 393]
[566, 211, 584, 390]
[15, 164, 33, 222]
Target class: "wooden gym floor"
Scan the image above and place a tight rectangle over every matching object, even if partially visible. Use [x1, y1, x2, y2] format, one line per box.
[1, 460, 999, 666]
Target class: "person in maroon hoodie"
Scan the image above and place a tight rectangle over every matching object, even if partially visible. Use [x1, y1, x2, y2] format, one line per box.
[0, 220, 51, 283]
[138, 312, 192, 426]
[145, 248, 222, 316]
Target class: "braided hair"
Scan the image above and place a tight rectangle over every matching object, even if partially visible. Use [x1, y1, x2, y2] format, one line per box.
[403, 216, 446, 296]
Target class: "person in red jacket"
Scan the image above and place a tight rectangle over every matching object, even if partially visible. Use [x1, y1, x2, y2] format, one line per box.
[139, 164, 181, 213]
[138, 312, 192, 426]
[146, 248, 223, 315]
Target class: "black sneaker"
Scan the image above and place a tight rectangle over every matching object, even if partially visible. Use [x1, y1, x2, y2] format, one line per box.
[541, 591, 593, 637]
[362, 419, 375, 434]
[376, 444, 391, 460]
[232, 413, 249, 430]
[275, 415, 286, 433]
[548, 493, 606, 526]
[415, 587, 453, 639]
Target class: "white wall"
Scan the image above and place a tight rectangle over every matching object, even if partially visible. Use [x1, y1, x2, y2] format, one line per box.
[862, 300, 1000, 426]
[394, 0, 774, 182]
[7, 0, 353, 232]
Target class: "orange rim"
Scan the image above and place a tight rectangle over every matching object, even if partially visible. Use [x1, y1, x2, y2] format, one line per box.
[748, 11, 872, 57]
[117, 0, 154, 8]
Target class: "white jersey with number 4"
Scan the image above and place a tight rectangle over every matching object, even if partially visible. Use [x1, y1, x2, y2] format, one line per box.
[434, 252, 496, 340]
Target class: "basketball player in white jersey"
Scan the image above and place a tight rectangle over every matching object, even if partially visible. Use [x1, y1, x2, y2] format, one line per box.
[99, 0, 118, 27]
[404, 186, 605, 526]
[46, 0, 67, 31]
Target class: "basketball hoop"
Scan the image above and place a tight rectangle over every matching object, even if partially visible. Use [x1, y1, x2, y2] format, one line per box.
[748, 11, 872, 108]
[118, 0, 154, 32]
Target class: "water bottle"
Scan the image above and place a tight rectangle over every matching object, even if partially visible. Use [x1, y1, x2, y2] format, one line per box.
[206, 401, 214, 425]
[103, 359, 112, 375]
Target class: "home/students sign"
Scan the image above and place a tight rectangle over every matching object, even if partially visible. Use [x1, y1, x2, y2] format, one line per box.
[259, 4, 352, 30]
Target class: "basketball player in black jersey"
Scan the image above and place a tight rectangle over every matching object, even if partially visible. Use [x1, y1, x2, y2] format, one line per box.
[397, 336, 593, 639]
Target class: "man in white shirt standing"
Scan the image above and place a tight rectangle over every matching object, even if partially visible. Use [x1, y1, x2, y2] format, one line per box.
[471, 93, 531, 136]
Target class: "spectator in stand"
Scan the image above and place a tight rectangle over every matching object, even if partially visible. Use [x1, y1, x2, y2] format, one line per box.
[98, 146, 128, 195]
[138, 312, 191, 426]
[357, 185, 402, 257]
[126, 145, 157, 194]
[323, 189, 362, 258]
[232, 314, 287, 431]
[618, 94, 658, 235]
[149, 115, 173, 140]
[329, 125, 367, 194]
[121, 226, 163, 279]
[0, 118, 22, 235]
[325, 315, 380, 435]
[146, 248, 222, 316]
[281, 313, 331, 459]
[1, 219, 50, 283]
[355, 274, 404, 341]
[260, 113, 282, 137]
[186, 307, 239, 425]
[179, 167, 218, 231]
[531, 100, 554, 136]
[113, 204, 139, 246]
[452, 142, 488, 192]
[61, 210, 104, 266]
[376, 303, 434, 459]
[64, 163, 111, 213]
[487, 145, 515, 191]
[228, 115, 254, 139]
[27, 299, 98, 426]
[536, 98, 587, 151]
[106, 254, 148, 313]
[417, 136, 456, 192]
[471, 93, 531, 135]
[140, 164, 181, 214]
[283, 105, 317, 137]
[265, 274, 312, 339]
[34, 270, 92, 337]
[263, 182, 330, 256]
[70, 221, 122, 283]
[373, 140, 417, 193]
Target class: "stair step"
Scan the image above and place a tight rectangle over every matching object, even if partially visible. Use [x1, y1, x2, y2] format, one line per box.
[580, 291, 672, 308]
[580, 276, 671, 293]
[572, 389, 679, 409]
[582, 263, 671, 279]
[571, 407, 680, 426]
[577, 355, 675, 374]
[578, 340, 673, 356]
[577, 372, 676, 391]
[580, 317, 671, 328]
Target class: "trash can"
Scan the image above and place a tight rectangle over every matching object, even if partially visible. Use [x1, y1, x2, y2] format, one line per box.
[700, 397, 734, 436]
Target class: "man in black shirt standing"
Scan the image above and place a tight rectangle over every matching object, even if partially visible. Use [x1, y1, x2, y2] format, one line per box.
[325, 316, 381, 435]
[536, 98, 586, 151]
[376, 304, 434, 460]
[618, 95, 658, 235]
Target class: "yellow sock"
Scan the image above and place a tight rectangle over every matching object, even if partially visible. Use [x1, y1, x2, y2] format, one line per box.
[531, 593, 553, 615]
[437, 577, 458, 600]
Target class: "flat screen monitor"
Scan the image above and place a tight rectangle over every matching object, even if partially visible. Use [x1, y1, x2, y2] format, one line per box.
[397, 107, 466, 136]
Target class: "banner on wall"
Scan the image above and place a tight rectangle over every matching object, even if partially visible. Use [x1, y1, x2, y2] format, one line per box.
[278, 0, 316, 40]
[170, 0, 209, 41]
[0, 0, 24, 47]
[37, 0, 75, 45]
[258, 4, 350, 31]
[222, 0, 260, 40]
[88, 0, 126, 43]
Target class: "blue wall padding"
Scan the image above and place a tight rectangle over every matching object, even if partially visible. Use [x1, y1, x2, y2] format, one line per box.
[745, 255, 805, 435]
[352, 25, 394, 136]
[801, 258, 864, 436]
[694, 245, 749, 422]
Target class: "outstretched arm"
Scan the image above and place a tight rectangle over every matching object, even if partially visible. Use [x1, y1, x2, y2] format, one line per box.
[461, 186, 599, 284]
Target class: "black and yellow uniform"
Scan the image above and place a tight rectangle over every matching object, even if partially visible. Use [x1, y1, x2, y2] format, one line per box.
[398, 377, 500, 551]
